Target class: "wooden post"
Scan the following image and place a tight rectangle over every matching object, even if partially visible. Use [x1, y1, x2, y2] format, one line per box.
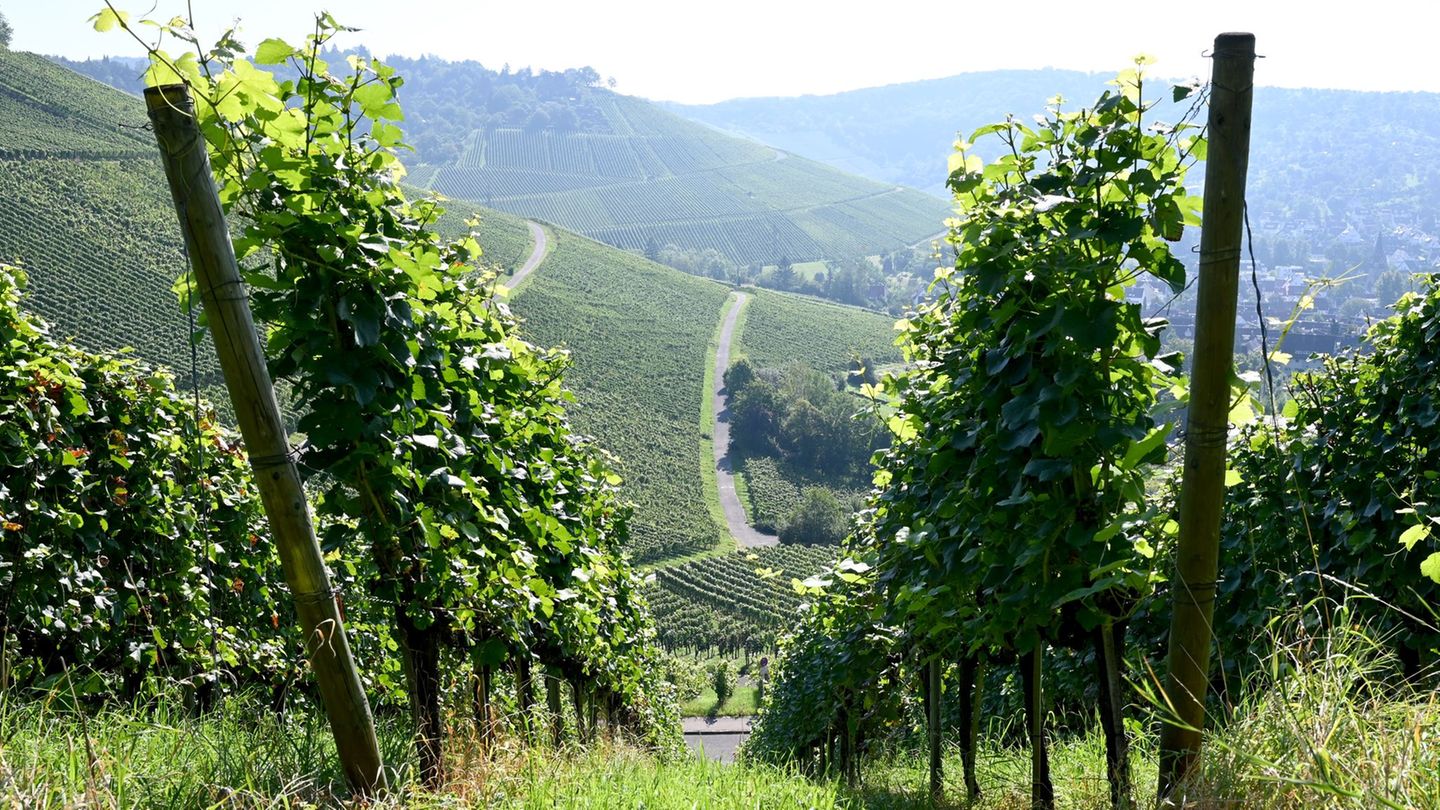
[144, 83, 386, 794]
[1022, 647, 1054, 810]
[1095, 620, 1132, 810]
[925, 657, 943, 803]
[546, 674, 565, 747]
[959, 654, 982, 801]
[1157, 32, 1256, 801]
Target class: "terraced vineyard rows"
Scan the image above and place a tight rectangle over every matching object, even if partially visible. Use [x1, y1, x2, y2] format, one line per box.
[414, 90, 950, 264]
[737, 288, 903, 373]
[646, 546, 837, 652]
[511, 229, 730, 562]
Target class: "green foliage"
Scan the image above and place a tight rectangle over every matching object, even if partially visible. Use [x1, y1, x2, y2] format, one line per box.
[751, 66, 1202, 769]
[726, 361, 883, 485]
[710, 659, 734, 707]
[1217, 276, 1440, 669]
[0, 264, 292, 691]
[513, 230, 730, 562]
[866, 66, 1199, 654]
[645, 546, 836, 653]
[104, 10, 677, 753]
[0, 12, 11, 49]
[779, 488, 851, 546]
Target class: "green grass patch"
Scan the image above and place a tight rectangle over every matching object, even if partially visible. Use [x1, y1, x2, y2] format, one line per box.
[682, 685, 759, 718]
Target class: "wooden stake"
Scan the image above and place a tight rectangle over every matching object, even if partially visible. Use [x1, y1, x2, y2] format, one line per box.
[546, 674, 564, 747]
[1157, 32, 1256, 801]
[1022, 647, 1054, 810]
[925, 656, 943, 802]
[1095, 620, 1132, 810]
[144, 83, 385, 795]
[959, 654, 982, 801]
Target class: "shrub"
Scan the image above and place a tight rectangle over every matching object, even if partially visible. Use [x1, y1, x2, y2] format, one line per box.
[780, 488, 849, 545]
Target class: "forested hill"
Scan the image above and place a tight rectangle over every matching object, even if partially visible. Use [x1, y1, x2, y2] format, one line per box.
[669, 69, 1440, 224]
[53, 51, 951, 267]
[669, 70, 1111, 196]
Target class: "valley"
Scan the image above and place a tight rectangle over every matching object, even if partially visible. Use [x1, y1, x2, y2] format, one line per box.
[2, 9, 1438, 809]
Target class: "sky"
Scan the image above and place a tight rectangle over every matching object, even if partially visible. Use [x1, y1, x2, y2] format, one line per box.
[7, 1, 1438, 104]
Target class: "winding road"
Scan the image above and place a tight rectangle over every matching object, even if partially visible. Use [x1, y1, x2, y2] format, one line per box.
[712, 293, 779, 548]
[508, 221, 548, 287]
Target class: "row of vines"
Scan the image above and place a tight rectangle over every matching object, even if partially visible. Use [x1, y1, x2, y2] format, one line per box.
[748, 57, 1440, 810]
[645, 546, 836, 653]
[2, 9, 686, 793]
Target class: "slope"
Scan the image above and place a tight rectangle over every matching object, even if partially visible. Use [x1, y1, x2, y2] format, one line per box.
[0, 48, 537, 380]
[671, 68, 1440, 231]
[407, 89, 950, 266]
[509, 228, 731, 561]
[3, 51, 929, 566]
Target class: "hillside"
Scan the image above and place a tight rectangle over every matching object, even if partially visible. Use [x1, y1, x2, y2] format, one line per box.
[510, 229, 731, 561]
[1, 50, 912, 564]
[411, 90, 948, 266]
[56, 53, 950, 267]
[673, 69, 1440, 238]
[0, 49, 537, 380]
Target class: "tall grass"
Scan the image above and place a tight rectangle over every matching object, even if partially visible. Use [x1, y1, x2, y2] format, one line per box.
[1, 605, 1433, 808]
[1191, 604, 1440, 809]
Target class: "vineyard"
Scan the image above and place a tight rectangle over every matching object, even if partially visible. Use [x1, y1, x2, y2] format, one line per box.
[0, 50, 542, 390]
[645, 546, 837, 653]
[510, 229, 730, 562]
[736, 287, 903, 374]
[414, 91, 949, 265]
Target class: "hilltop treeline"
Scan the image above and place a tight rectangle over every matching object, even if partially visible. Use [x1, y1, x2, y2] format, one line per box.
[49, 50, 613, 164]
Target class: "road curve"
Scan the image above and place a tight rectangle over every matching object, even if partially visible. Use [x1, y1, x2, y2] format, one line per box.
[508, 221, 548, 287]
[712, 293, 779, 548]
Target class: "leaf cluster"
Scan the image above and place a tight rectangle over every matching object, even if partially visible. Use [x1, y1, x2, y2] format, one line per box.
[0, 264, 294, 692]
[96, 9, 678, 742]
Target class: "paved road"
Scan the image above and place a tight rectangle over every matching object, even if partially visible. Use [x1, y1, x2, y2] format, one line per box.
[712, 293, 778, 548]
[683, 716, 753, 763]
[508, 221, 548, 287]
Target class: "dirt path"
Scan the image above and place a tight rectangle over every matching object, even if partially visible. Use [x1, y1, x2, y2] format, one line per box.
[712, 293, 779, 548]
[508, 221, 548, 287]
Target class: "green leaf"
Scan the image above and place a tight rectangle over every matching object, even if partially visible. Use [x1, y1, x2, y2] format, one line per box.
[90, 8, 128, 32]
[1399, 523, 1430, 551]
[1421, 552, 1440, 584]
[253, 38, 295, 65]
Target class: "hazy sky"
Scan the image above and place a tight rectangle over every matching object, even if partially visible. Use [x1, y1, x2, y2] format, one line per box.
[8, 1, 1437, 103]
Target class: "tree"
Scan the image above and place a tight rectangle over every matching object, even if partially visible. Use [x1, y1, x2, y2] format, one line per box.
[780, 488, 849, 545]
[0, 11, 12, 48]
[774, 256, 796, 290]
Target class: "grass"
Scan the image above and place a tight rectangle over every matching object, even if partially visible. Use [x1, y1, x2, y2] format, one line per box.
[5, 613, 1437, 810]
[682, 685, 760, 719]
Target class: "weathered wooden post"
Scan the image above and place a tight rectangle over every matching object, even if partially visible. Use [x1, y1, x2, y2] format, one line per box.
[959, 654, 982, 801]
[144, 83, 386, 795]
[925, 656, 943, 802]
[1157, 32, 1256, 801]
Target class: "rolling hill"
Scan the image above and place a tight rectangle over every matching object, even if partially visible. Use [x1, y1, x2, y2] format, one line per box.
[411, 89, 949, 266]
[671, 68, 1440, 230]
[54, 52, 951, 267]
[1, 51, 916, 564]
